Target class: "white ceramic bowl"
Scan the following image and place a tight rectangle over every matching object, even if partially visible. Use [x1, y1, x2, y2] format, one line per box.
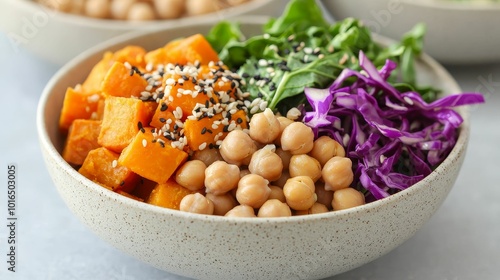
[0, 0, 283, 65]
[321, 0, 500, 64]
[37, 17, 470, 279]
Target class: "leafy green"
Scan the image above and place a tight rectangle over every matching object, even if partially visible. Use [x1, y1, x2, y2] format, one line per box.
[205, 0, 437, 113]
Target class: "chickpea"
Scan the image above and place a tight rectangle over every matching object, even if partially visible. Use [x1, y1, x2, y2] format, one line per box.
[110, 0, 136, 19]
[294, 202, 329, 215]
[280, 122, 314, 155]
[206, 193, 237, 216]
[220, 130, 257, 166]
[43, 0, 73, 12]
[257, 199, 292, 218]
[127, 2, 156, 21]
[315, 182, 333, 209]
[268, 185, 286, 203]
[70, 0, 85, 14]
[332, 188, 365, 211]
[175, 160, 206, 191]
[227, 0, 249, 5]
[225, 205, 256, 218]
[283, 176, 316, 211]
[153, 0, 185, 19]
[180, 193, 214, 215]
[274, 116, 294, 146]
[322, 156, 354, 191]
[186, 0, 219, 16]
[236, 174, 271, 209]
[85, 0, 110, 18]
[204, 161, 240, 195]
[275, 147, 292, 170]
[248, 145, 283, 182]
[272, 170, 290, 188]
[309, 136, 346, 166]
[289, 154, 322, 182]
[249, 108, 281, 144]
[192, 148, 223, 167]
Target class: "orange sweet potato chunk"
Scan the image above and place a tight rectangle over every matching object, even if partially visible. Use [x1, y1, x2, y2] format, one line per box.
[184, 109, 248, 151]
[59, 87, 102, 132]
[146, 180, 193, 210]
[118, 128, 188, 184]
[62, 120, 102, 166]
[101, 61, 148, 98]
[98, 96, 156, 153]
[79, 147, 139, 193]
[112, 46, 146, 69]
[165, 34, 219, 65]
[81, 51, 114, 94]
[150, 103, 176, 129]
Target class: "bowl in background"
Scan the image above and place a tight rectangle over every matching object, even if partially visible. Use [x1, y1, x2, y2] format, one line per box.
[0, 0, 284, 65]
[321, 0, 500, 64]
[37, 17, 470, 279]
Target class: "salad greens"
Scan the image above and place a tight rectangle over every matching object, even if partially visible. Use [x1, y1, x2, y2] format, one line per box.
[207, 0, 435, 115]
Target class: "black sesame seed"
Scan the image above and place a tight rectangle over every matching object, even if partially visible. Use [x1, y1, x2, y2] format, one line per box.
[182, 75, 188, 81]
[120, 181, 125, 186]
[207, 129, 213, 134]
[257, 92, 264, 98]
[254, 74, 261, 80]
[269, 83, 276, 91]
[157, 92, 165, 99]
[192, 77, 197, 84]
[209, 97, 216, 104]
[209, 143, 214, 149]
[283, 49, 291, 55]
[236, 117, 243, 124]
[159, 118, 166, 123]
[160, 103, 168, 111]
[242, 73, 250, 78]
[226, 111, 232, 119]
[129, 68, 135, 76]
[231, 82, 236, 89]
[199, 82, 205, 87]
[205, 100, 209, 108]
[151, 128, 156, 133]
[226, 75, 234, 81]
[173, 124, 179, 131]
[201, 127, 207, 135]
[159, 141, 165, 148]
[223, 125, 229, 132]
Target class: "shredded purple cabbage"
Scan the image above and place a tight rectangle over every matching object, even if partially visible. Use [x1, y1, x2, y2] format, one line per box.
[303, 51, 485, 200]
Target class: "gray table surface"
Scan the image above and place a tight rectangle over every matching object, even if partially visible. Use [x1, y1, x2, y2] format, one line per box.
[0, 23, 499, 280]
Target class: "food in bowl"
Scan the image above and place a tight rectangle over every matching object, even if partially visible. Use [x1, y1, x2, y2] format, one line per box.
[57, 0, 483, 217]
[36, 0, 255, 21]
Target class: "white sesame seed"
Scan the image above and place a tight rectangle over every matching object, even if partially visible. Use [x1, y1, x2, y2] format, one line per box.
[124, 62, 131, 69]
[304, 47, 313, 54]
[146, 62, 153, 72]
[266, 67, 274, 73]
[87, 94, 100, 103]
[228, 123, 237, 132]
[142, 139, 147, 147]
[90, 112, 98, 120]
[259, 101, 268, 111]
[165, 78, 175, 86]
[112, 160, 118, 168]
[258, 59, 268, 67]
[263, 33, 270, 39]
[318, 54, 325, 59]
[198, 142, 207, 150]
[212, 123, 219, 130]
[250, 106, 260, 114]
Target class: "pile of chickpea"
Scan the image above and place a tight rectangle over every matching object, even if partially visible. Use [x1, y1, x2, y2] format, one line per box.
[176, 108, 366, 217]
[36, 0, 252, 21]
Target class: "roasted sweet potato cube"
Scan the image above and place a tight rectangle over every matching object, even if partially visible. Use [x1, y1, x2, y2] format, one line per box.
[184, 109, 248, 151]
[164, 34, 219, 65]
[150, 102, 176, 129]
[164, 72, 219, 120]
[101, 61, 148, 98]
[118, 128, 188, 184]
[59, 87, 102, 132]
[146, 180, 193, 210]
[79, 147, 139, 192]
[98, 96, 156, 153]
[82, 51, 114, 94]
[112, 46, 146, 70]
[62, 119, 102, 166]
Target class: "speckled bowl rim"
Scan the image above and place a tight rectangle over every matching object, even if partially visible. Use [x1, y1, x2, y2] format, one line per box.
[37, 16, 469, 225]
[14, 0, 275, 30]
